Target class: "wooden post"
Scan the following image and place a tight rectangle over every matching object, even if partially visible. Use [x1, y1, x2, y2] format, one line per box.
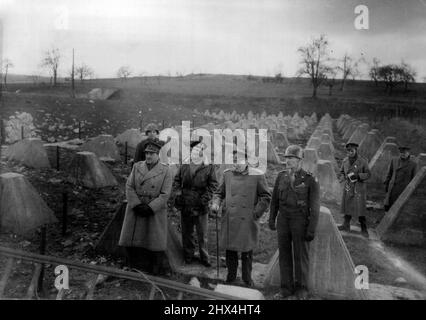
[124, 142, 128, 165]
[21, 125, 24, 140]
[71, 48, 75, 98]
[62, 193, 68, 236]
[56, 146, 60, 171]
[37, 226, 47, 295]
[162, 120, 165, 130]
[78, 121, 81, 139]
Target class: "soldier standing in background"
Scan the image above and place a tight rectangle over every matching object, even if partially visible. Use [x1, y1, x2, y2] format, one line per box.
[269, 145, 320, 300]
[384, 146, 417, 211]
[210, 147, 271, 287]
[172, 140, 218, 266]
[338, 142, 371, 237]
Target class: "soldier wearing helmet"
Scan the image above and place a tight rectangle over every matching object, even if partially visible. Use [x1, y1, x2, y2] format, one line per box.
[134, 123, 160, 163]
[269, 145, 320, 300]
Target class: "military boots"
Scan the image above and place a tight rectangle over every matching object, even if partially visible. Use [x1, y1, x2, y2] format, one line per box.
[338, 215, 351, 232]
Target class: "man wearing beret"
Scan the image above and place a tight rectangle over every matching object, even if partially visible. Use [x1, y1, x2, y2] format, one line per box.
[384, 146, 418, 211]
[338, 142, 371, 237]
[172, 140, 218, 266]
[119, 140, 173, 275]
[269, 145, 320, 300]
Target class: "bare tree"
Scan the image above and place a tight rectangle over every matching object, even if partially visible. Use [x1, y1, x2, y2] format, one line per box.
[297, 34, 333, 98]
[369, 57, 380, 87]
[337, 54, 361, 91]
[400, 61, 417, 93]
[41, 48, 61, 86]
[377, 64, 403, 95]
[117, 66, 132, 81]
[75, 63, 94, 83]
[2, 58, 14, 88]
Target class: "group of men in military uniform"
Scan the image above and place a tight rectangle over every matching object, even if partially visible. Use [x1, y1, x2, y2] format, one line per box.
[338, 142, 418, 236]
[117, 122, 417, 299]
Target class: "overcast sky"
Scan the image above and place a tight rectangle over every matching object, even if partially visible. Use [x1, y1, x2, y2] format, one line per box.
[1, 0, 426, 79]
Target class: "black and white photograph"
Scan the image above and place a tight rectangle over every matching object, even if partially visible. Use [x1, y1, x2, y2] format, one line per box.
[0, 0, 425, 306]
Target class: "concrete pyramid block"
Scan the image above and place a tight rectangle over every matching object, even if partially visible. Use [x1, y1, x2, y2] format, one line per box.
[358, 131, 382, 162]
[0, 172, 57, 234]
[320, 134, 335, 153]
[376, 167, 426, 247]
[286, 127, 299, 140]
[322, 128, 334, 142]
[80, 134, 121, 162]
[317, 160, 342, 202]
[6, 138, 51, 169]
[307, 137, 322, 150]
[317, 143, 336, 164]
[348, 124, 370, 145]
[44, 141, 80, 170]
[343, 122, 361, 141]
[68, 151, 118, 188]
[115, 129, 144, 151]
[263, 206, 367, 299]
[302, 148, 318, 176]
[417, 153, 426, 169]
[368, 142, 399, 186]
[267, 141, 281, 164]
[274, 132, 289, 149]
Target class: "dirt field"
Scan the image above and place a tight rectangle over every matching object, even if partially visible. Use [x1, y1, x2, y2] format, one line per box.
[1, 75, 425, 299]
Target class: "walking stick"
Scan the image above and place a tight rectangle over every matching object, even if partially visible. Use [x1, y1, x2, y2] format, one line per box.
[215, 209, 220, 278]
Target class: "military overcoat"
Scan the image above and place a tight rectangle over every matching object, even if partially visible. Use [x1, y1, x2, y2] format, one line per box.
[119, 161, 172, 251]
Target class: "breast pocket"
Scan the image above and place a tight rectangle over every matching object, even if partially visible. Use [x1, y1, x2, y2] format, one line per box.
[294, 185, 309, 206]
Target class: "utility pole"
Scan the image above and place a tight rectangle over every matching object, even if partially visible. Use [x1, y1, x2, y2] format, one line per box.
[71, 48, 75, 98]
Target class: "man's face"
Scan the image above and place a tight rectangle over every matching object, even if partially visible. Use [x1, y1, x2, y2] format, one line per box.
[346, 147, 357, 158]
[285, 157, 300, 170]
[145, 151, 159, 164]
[400, 150, 410, 160]
[146, 130, 157, 139]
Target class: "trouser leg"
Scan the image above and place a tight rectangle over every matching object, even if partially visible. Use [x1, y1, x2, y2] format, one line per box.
[276, 215, 294, 293]
[181, 213, 195, 261]
[241, 251, 253, 284]
[195, 214, 209, 263]
[290, 218, 310, 290]
[151, 250, 170, 276]
[225, 250, 238, 282]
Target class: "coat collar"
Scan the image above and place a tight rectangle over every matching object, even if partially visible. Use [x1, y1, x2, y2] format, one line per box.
[136, 161, 166, 184]
[344, 156, 363, 171]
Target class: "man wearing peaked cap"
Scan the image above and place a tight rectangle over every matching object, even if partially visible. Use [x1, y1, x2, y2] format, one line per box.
[134, 123, 161, 163]
[384, 145, 417, 211]
[338, 141, 371, 237]
[119, 136, 172, 276]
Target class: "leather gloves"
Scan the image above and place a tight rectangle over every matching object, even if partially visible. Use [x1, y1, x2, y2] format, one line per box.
[133, 203, 154, 217]
[305, 232, 315, 242]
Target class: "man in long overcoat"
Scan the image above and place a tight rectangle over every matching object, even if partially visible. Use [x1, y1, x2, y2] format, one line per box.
[338, 143, 371, 237]
[210, 149, 271, 287]
[119, 140, 173, 275]
[172, 140, 218, 266]
[384, 146, 417, 211]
